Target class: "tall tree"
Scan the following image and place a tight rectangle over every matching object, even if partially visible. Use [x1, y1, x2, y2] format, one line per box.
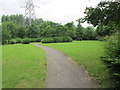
[76, 19, 84, 40]
[65, 22, 76, 39]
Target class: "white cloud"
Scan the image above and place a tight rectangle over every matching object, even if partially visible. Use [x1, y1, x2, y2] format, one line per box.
[0, 0, 102, 27]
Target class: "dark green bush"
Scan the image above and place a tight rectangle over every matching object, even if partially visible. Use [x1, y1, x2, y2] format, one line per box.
[30, 38, 41, 42]
[30, 38, 36, 42]
[16, 38, 23, 43]
[101, 34, 120, 88]
[41, 38, 54, 43]
[52, 37, 63, 43]
[22, 38, 30, 44]
[41, 37, 73, 43]
[2, 40, 9, 45]
[10, 39, 17, 44]
[35, 38, 41, 42]
[64, 37, 73, 42]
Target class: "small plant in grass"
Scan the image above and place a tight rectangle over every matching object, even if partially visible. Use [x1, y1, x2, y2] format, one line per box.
[22, 38, 30, 44]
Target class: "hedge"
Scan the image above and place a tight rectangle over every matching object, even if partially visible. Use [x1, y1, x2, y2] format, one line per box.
[10, 39, 17, 44]
[16, 38, 23, 43]
[21, 38, 30, 44]
[41, 37, 73, 43]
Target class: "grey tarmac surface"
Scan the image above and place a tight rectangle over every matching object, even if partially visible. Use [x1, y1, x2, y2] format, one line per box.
[33, 44, 99, 88]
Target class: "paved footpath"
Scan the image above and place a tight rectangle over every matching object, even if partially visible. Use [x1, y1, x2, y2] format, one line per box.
[33, 44, 99, 88]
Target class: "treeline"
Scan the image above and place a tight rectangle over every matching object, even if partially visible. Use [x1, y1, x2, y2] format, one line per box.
[1, 14, 98, 44]
[84, 2, 120, 88]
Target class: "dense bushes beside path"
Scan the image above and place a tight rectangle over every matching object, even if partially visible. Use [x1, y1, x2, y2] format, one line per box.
[41, 37, 73, 43]
[3, 37, 73, 44]
[2, 38, 42, 45]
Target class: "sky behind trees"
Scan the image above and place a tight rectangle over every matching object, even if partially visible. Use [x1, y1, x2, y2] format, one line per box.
[0, 0, 102, 27]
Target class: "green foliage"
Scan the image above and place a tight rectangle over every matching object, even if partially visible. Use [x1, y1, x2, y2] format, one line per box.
[27, 23, 39, 38]
[84, 2, 120, 88]
[41, 37, 73, 43]
[83, 26, 97, 40]
[35, 38, 42, 42]
[17, 26, 26, 38]
[30, 38, 41, 42]
[97, 36, 110, 41]
[2, 22, 11, 45]
[52, 37, 62, 43]
[84, 2, 119, 37]
[22, 38, 30, 44]
[30, 38, 37, 42]
[63, 37, 73, 42]
[96, 24, 116, 37]
[101, 34, 120, 88]
[1, 14, 97, 45]
[84, 2, 119, 27]
[76, 19, 84, 40]
[65, 22, 76, 39]
[16, 38, 23, 43]
[10, 39, 17, 44]
[41, 38, 54, 43]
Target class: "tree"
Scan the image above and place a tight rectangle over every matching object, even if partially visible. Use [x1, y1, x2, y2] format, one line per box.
[17, 25, 26, 38]
[84, 2, 120, 35]
[83, 26, 96, 40]
[2, 22, 11, 44]
[76, 19, 84, 40]
[56, 25, 67, 37]
[84, 1, 120, 88]
[26, 23, 39, 38]
[65, 22, 76, 39]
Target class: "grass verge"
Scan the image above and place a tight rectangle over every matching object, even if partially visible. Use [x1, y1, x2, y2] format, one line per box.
[2, 44, 47, 88]
[41, 41, 113, 88]
[0, 45, 2, 89]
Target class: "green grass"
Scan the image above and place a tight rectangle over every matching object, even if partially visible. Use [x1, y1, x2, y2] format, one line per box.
[0, 45, 2, 89]
[41, 41, 113, 88]
[2, 44, 47, 88]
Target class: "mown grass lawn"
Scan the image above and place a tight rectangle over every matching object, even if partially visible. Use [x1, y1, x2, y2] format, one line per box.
[0, 45, 2, 89]
[41, 41, 113, 88]
[2, 44, 47, 88]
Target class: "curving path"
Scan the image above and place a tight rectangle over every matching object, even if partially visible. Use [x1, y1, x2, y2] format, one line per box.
[33, 44, 99, 88]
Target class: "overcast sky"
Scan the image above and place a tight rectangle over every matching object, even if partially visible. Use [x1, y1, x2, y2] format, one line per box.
[0, 0, 103, 27]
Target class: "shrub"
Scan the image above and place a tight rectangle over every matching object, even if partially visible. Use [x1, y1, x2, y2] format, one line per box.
[52, 37, 63, 43]
[30, 38, 36, 42]
[2, 40, 9, 45]
[101, 34, 120, 88]
[41, 37, 73, 43]
[16, 38, 23, 43]
[10, 39, 17, 44]
[41, 38, 54, 43]
[97, 36, 110, 41]
[30, 38, 41, 42]
[64, 37, 73, 42]
[35, 38, 41, 42]
[22, 38, 30, 44]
